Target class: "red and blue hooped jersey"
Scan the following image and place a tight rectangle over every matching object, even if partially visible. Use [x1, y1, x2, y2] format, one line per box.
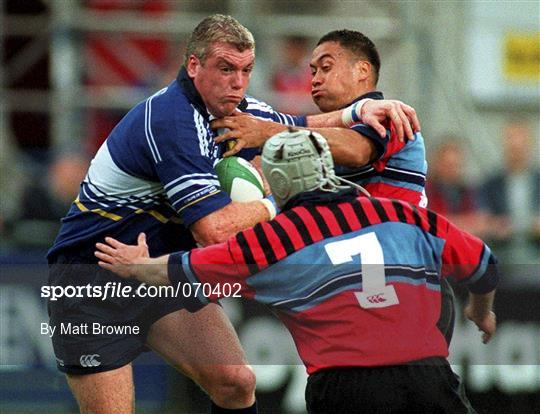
[170, 196, 497, 374]
[336, 91, 428, 206]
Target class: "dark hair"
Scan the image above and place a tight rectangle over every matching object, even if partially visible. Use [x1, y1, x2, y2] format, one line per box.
[317, 30, 380, 84]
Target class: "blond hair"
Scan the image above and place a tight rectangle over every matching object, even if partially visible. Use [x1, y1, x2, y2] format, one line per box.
[184, 14, 255, 65]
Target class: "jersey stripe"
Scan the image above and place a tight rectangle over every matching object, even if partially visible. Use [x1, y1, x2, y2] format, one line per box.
[253, 224, 278, 266]
[392, 200, 408, 224]
[268, 219, 296, 257]
[329, 204, 352, 233]
[306, 206, 332, 238]
[370, 198, 389, 223]
[235, 232, 259, 273]
[427, 210, 439, 237]
[350, 199, 370, 228]
[337, 202, 360, 231]
[284, 209, 314, 245]
[411, 205, 424, 229]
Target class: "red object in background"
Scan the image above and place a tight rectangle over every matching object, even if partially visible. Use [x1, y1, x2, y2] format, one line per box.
[84, 0, 172, 155]
[85, 0, 171, 87]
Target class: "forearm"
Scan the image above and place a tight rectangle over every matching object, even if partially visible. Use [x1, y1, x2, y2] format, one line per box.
[306, 111, 344, 128]
[133, 256, 170, 286]
[191, 200, 271, 246]
[309, 127, 376, 167]
[467, 290, 495, 319]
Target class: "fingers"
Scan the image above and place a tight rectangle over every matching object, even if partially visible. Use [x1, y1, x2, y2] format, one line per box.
[96, 242, 116, 256]
[401, 103, 421, 133]
[104, 236, 126, 248]
[368, 116, 388, 138]
[210, 118, 232, 129]
[390, 108, 405, 142]
[95, 250, 112, 263]
[395, 105, 413, 141]
[214, 130, 237, 144]
[137, 232, 147, 247]
[222, 140, 245, 157]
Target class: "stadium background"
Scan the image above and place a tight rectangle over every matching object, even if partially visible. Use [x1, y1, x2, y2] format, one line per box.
[1, 1, 538, 413]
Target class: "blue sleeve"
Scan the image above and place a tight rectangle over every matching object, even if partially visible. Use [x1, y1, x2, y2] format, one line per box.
[350, 123, 388, 161]
[157, 152, 231, 227]
[150, 96, 231, 228]
[243, 96, 307, 126]
[467, 251, 499, 294]
[168, 251, 210, 311]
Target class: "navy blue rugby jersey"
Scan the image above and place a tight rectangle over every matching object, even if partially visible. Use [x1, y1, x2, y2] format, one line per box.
[48, 67, 305, 261]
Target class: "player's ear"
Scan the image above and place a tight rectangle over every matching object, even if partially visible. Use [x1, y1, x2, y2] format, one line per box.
[186, 55, 201, 78]
[355, 60, 371, 82]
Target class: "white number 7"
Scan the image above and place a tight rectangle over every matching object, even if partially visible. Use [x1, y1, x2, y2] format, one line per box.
[324, 232, 399, 309]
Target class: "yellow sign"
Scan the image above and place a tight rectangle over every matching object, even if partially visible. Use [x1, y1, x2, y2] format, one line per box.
[503, 32, 540, 81]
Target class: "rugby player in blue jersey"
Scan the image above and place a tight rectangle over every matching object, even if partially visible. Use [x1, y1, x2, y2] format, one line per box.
[47, 15, 419, 414]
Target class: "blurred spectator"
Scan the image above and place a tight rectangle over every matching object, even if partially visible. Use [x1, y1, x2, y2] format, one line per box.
[10, 153, 89, 248]
[270, 35, 318, 114]
[426, 139, 489, 237]
[480, 120, 540, 245]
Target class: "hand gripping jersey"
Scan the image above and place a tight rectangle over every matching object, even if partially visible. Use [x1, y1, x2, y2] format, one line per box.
[335, 92, 428, 206]
[48, 67, 305, 260]
[169, 196, 498, 374]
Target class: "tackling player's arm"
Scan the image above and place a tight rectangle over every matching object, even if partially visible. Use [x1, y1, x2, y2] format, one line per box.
[212, 99, 419, 157]
[441, 217, 499, 344]
[213, 115, 378, 166]
[95, 232, 246, 296]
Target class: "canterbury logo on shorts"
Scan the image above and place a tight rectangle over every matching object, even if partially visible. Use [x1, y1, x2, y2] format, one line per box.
[79, 354, 101, 367]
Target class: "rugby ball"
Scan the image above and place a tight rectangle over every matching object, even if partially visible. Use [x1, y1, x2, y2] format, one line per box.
[215, 156, 265, 202]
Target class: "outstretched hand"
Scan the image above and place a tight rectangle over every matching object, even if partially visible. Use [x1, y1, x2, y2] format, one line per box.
[95, 232, 149, 279]
[361, 99, 421, 142]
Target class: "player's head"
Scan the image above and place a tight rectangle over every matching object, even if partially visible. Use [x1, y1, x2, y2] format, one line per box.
[502, 119, 534, 172]
[262, 129, 369, 207]
[310, 30, 380, 112]
[185, 14, 255, 117]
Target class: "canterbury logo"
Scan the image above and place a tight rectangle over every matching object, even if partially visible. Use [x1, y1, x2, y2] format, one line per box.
[80, 354, 101, 367]
[367, 294, 387, 303]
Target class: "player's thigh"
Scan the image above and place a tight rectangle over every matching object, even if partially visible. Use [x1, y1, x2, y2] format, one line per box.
[67, 364, 134, 414]
[146, 303, 248, 378]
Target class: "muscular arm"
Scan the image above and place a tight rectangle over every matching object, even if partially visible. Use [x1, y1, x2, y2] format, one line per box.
[190, 200, 271, 246]
[306, 99, 419, 140]
[213, 116, 377, 167]
[309, 127, 376, 167]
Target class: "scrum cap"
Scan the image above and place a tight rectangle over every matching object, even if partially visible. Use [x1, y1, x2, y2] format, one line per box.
[262, 129, 369, 207]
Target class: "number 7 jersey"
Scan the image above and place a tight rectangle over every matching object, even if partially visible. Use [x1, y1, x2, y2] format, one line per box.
[169, 196, 498, 374]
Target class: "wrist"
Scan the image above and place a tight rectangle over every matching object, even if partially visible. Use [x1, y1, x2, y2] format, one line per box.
[260, 197, 277, 220]
[341, 98, 373, 127]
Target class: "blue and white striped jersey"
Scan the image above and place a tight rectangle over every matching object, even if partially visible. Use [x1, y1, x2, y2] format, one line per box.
[48, 67, 306, 260]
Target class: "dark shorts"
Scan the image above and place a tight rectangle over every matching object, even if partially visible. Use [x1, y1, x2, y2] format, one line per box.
[305, 357, 476, 414]
[438, 278, 456, 345]
[48, 250, 204, 375]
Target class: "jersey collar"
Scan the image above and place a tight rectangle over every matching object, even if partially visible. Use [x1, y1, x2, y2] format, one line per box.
[340, 91, 384, 109]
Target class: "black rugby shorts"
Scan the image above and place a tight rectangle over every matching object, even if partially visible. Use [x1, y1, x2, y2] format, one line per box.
[47, 251, 203, 375]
